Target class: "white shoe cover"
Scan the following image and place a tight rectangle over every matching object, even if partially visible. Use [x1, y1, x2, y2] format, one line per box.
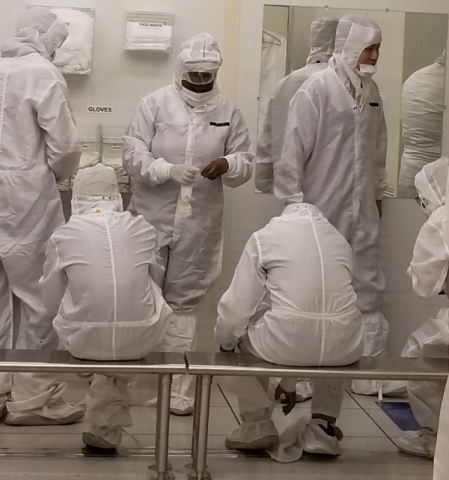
[396, 430, 435, 459]
[351, 379, 407, 397]
[5, 402, 84, 426]
[303, 418, 342, 456]
[268, 417, 308, 463]
[225, 419, 279, 450]
[83, 426, 122, 450]
[170, 393, 194, 416]
[295, 380, 313, 402]
[145, 395, 194, 416]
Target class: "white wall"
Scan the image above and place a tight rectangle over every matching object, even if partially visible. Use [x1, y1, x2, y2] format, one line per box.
[402, 12, 448, 82]
[0, 0, 226, 133]
[263, 5, 289, 38]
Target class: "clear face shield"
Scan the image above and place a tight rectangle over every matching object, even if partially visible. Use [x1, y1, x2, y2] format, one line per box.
[182, 71, 216, 85]
[181, 71, 217, 94]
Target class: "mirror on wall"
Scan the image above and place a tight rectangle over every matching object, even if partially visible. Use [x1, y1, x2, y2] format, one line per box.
[256, 6, 448, 198]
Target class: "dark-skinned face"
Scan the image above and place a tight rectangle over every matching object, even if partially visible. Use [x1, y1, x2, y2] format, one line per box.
[181, 79, 215, 93]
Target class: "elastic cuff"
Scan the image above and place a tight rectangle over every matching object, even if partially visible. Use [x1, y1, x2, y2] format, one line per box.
[222, 156, 237, 178]
[153, 159, 172, 183]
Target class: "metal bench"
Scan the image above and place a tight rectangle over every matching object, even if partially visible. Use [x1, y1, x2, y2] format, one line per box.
[0, 349, 186, 480]
[186, 352, 449, 480]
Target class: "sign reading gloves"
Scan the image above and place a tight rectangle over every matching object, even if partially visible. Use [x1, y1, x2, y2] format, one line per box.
[87, 106, 114, 114]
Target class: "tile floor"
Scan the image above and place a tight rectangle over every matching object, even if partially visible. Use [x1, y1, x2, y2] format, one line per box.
[0, 378, 433, 479]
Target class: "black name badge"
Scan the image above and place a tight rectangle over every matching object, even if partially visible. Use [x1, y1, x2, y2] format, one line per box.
[210, 122, 230, 127]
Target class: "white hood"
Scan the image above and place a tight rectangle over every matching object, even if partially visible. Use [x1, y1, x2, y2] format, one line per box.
[71, 164, 123, 215]
[415, 157, 449, 216]
[307, 17, 338, 65]
[333, 15, 382, 73]
[174, 32, 222, 91]
[1, 7, 68, 61]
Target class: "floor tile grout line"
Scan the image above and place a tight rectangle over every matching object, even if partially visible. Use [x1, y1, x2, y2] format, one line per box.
[346, 389, 399, 448]
[217, 383, 241, 425]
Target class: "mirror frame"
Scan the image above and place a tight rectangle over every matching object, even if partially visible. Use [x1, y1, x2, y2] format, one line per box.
[235, 0, 449, 194]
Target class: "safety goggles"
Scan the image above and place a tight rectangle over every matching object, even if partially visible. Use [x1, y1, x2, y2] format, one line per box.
[182, 71, 216, 85]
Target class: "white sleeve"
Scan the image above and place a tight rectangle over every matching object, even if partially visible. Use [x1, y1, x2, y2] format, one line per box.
[221, 108, 254, 188]
[37, 78, 81, 182]
[274, 89, 318, 205]
[39, 236, 67, 317]
[409, 215, 449, 298]
[215, 233, 267, 350]
[255, 96, 275, 193]
[147, 224, 165, 288]
[123, 98, 173, 186]
[376, 100, 388, 200]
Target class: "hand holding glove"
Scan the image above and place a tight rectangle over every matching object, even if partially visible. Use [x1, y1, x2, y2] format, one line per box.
[275, 384, 296, 416]
[201, 158, 229, 180]
[169, 165, 200, 185]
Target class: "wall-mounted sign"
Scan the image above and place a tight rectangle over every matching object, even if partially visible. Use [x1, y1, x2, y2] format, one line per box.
[87, 106, 114, 114]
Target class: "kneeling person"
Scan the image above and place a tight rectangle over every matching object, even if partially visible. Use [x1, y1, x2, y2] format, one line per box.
[215, 203, 364, 459]
[396, 158, 449, 459]
[40, 164, 171, 450]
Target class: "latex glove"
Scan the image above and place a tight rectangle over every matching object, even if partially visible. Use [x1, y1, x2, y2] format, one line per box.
[275, 384, 296, 416]
[201, 158, 229, 180]
[169, 165, 199, 185]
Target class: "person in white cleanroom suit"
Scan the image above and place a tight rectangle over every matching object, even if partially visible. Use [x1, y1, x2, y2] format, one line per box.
[256, 16, 338, 404]
[0, 7, 83, 425]
[397, 53, 445, 198]
[393, 158, 449, 459]
[275, 15, 393, 396]
[215, 203, 364, 460]
[255, 17, 338, 194]
[123, 33, 254, 416]
[40, 164, 171, 450]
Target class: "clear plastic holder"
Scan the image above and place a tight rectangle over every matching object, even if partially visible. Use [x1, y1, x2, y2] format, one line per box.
[28, 5, 95, 75]
[101, 126, 130, 193]
[57, 124, 100, 192]
[124, 11, 174, 53]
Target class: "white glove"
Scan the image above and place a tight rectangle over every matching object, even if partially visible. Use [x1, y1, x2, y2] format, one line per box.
[169, 165, 199, 185]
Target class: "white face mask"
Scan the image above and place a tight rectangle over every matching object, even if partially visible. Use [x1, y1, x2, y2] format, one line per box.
[359, 64, 377, 78]
[180, 87, 216, 108]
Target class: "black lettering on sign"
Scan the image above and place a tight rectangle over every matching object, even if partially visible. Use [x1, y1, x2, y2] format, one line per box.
[87, 106, 113, 113]
[210, 122, 230, 127]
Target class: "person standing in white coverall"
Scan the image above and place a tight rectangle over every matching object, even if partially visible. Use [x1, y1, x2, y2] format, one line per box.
[275, 15, 393, 396]
[393, 158, 449, 459]
[0, 8, 83, 425]
[398, 53, 445, 198]
[40, 164, 171, 450]
[255, 17, 338, 194]
[123, 33, 254, 415]
[215, 203, 365, 460]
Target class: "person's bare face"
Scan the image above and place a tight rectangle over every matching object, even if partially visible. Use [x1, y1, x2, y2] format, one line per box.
[357, 44, 381, 70]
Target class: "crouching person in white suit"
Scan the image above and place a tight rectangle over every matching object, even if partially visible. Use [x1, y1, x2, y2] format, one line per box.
[215, 203, 364, 460]
[40, 164, 171, 450]
[396, 158, 449, 459]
